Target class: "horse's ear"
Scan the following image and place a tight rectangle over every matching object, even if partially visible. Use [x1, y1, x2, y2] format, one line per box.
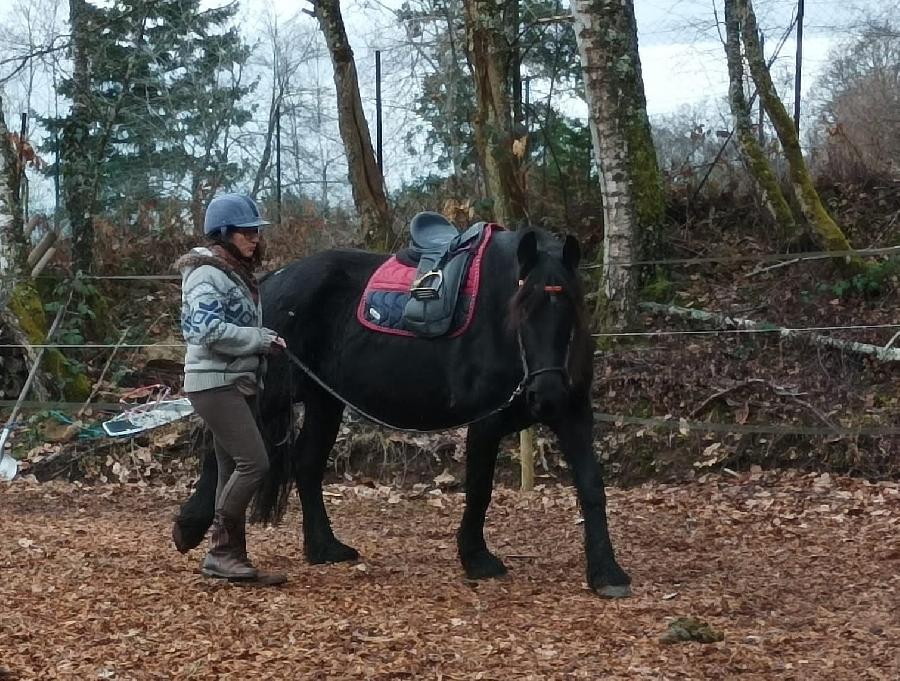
[517, 230, 539, 276]
[562, 234, 581, 270]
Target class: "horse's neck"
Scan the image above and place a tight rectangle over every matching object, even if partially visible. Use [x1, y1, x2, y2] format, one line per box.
[475, 235, 519, 343]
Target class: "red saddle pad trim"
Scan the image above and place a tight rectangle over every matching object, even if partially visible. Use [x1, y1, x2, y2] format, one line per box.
[357, 224, 498, 337]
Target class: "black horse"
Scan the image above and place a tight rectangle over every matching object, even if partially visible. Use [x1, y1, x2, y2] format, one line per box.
[174, 228, 631, 597]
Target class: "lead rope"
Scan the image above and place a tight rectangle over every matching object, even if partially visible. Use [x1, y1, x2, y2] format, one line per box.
[277, 279, 575, 433]
[280, 346, 528, 434]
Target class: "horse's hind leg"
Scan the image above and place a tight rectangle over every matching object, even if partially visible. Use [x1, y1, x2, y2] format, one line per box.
[293, 390, 358, 564]
[458, 410, 530, 580]
[172, 440, 217, 552]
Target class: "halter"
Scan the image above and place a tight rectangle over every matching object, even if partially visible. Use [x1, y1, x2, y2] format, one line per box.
[515, 279, 573, 389]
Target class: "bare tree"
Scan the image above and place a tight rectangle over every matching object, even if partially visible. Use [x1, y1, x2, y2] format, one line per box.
[571, 0, 664, 328]
[736, 0, 854, 254]
[462, 0, 527, 227]
[0, 99, 26, 275]
[811, 23, 900, 182]
[723, 0, 798, 243]
[309, 0, 391, 249]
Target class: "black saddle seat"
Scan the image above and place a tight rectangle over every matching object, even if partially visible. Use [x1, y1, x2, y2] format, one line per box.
[399, 212, 490, 338]
[409, 212, 460, 252]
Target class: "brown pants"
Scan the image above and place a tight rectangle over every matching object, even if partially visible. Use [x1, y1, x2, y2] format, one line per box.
[188, 384, 269, 521]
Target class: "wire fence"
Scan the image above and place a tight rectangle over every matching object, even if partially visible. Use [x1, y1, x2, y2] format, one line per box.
[2, 400, 897, 439]
[1, 240, 898, 442]
[1, 242, 898, 284]
[1, 320, 899, 350]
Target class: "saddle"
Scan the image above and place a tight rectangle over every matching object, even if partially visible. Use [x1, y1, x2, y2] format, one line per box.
[358, 212, 494, 339]
[401, 212, 488, 337]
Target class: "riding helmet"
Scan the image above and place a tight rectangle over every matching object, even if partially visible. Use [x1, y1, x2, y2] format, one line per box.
[203, 193, 271, 236]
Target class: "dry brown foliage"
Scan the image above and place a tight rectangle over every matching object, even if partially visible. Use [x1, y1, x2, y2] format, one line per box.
[1, 470, 898, 679]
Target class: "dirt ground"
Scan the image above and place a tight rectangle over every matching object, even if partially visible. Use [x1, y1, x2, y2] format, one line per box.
[1, 470, 898, 680]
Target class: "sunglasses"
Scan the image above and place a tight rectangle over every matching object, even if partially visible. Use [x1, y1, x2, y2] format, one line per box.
[230, 227, 261, 239]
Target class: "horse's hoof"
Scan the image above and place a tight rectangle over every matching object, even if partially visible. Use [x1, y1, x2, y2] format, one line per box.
[588, 563, 631, 597]
[462, 550, 508, 580]
[307, 540, 359, 564]
[595, 584, 632, 599]
[172, 519, 208, 553]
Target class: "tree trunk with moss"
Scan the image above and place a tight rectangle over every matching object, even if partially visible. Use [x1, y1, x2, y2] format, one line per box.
[463, 0, 528, 227]
[313, 0, 392, 250]
[0, 102, 46, 400]
[0, 99, 27, 275]
[571, 0, 666, 330]
[723, 0, 799, 244]
[6, 284, 91, 401]
[737, 0, 854, 255]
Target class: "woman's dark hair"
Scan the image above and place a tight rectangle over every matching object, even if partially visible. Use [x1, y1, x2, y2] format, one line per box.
[207, 228, 265, 269]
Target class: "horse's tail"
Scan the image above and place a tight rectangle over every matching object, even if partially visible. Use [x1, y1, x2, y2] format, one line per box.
[250, 365, 298, 525]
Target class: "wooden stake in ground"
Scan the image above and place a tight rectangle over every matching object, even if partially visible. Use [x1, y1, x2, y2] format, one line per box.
[519, 429, 535, 491]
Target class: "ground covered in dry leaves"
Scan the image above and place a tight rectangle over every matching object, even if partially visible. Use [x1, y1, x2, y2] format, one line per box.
[2, 470, 898, 680]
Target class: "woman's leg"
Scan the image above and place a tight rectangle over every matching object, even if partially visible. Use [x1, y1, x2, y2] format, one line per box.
[190, 386, 268, 519]
[214, 438, 235, 511]
[188, 385, 277, 582]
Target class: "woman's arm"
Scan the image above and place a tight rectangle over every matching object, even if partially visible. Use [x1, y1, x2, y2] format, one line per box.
[181, 266, 277, 356]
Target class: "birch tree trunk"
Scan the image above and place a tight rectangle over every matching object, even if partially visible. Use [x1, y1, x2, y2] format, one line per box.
[737, 0, 854, 254]
[312, 0, 392, 250]
[571, 0, 665, 329]
[723, 0, 798, 243]
[0, 100, 27, 276]
[462, 0, 527, 227]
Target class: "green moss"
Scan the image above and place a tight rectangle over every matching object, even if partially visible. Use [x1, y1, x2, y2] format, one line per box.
[739, 0, 861, 271]
[43, 349, 92, 400]
[9, 284, 47, 342]
[736, 127, 799, 241]
[640, 271, 673, 302]
[8, 283, 91, 400]
[82, 286, 114, 339]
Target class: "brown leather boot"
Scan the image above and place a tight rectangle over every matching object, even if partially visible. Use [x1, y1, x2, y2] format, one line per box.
[201, 513, 258, 581]
[232, 521, 288, 587]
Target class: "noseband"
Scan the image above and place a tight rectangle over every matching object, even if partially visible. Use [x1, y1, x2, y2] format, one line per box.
[517, 332, 571, 390]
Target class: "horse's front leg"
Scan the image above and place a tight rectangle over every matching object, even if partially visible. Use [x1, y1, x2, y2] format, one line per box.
[458, 409, 530, 580]
[552, 403, 631, 598]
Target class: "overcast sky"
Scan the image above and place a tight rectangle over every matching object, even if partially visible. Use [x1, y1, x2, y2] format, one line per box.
[0, 0, 893, 203]
[246, 0, 888, 187]
[253, 0, 887, 116]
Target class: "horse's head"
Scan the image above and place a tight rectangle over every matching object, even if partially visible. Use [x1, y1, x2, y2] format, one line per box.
[509, 230, 588, 422]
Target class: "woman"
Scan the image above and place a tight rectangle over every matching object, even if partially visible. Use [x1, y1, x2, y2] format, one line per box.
[174, 192, 287, 585]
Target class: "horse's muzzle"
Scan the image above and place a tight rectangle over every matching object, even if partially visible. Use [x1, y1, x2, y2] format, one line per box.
[525, 371, 569, 421]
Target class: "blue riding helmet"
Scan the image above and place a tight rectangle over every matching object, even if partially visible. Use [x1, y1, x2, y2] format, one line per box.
[203, 193, 271, 236]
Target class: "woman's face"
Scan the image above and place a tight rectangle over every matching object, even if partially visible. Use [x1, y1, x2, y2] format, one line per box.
[229, 228, 261, 259]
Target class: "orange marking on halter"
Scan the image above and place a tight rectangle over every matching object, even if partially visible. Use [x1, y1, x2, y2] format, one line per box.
[518, 279, 564, 293]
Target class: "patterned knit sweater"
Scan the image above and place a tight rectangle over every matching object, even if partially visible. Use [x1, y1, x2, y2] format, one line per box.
[176, 247, 277, 393]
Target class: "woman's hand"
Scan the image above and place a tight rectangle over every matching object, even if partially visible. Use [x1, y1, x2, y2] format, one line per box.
[259, 329, 286, 354]
[270, 335, 287, 353]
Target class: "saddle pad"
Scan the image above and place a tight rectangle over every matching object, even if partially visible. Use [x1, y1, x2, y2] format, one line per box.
[357, 224, 495, 337]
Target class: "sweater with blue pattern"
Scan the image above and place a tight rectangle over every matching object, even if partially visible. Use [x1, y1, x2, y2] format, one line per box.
[176, 247, 277, 393]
